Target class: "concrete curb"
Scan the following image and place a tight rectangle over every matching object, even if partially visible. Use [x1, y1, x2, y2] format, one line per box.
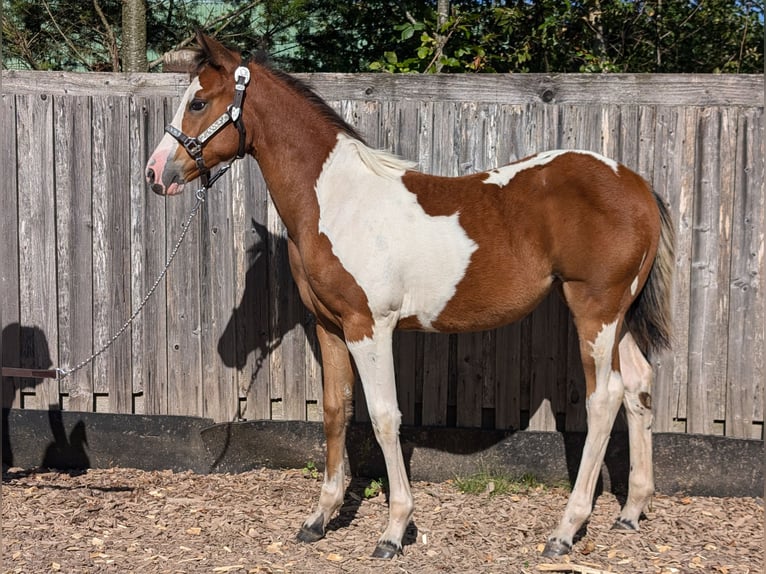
[3, 409, 763, 498]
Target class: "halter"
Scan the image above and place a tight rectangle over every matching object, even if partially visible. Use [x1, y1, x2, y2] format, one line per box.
[165, 62, 251, 190]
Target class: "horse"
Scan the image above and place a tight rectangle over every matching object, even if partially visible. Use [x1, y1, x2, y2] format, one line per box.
[146, 32, 674, 559]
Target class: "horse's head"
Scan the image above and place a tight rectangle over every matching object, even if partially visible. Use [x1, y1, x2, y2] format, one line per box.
[146, 31, 250, 195]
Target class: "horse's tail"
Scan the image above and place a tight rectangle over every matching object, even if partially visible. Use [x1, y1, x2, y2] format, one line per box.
[626, 192, 675, 354]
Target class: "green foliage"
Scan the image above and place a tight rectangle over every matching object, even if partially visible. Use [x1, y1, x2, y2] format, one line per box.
[301, 461, 320, 480]
[2, 1, 762, 73]
[281, 0, 430, 72]
[371, 0, 764, 74]
[454, 471, 549, 496]
[364, 477, 388, 498]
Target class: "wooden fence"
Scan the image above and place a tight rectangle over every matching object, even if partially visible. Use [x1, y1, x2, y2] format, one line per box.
[1, 71, 763, 440]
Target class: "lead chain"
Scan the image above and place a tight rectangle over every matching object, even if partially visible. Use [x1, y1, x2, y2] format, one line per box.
[57, 188, 208, 380]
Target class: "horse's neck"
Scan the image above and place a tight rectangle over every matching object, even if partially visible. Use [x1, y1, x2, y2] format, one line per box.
[247, 69, 340, 239]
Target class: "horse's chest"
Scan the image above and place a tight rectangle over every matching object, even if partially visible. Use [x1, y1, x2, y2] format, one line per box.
[314, 147, 477, 330]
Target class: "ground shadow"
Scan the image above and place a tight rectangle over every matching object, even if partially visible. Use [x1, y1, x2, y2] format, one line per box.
[2, 323, 90, 473]
[3, 324, 53, 467]
[41, 412, 90, 472]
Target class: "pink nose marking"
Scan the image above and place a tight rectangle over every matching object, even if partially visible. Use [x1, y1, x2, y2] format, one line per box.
[146, 139, 175, 193]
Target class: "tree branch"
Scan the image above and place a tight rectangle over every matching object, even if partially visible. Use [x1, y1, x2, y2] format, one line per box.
[93, 0, 120, 70]
[148, 0, 262, 69]
[41, 0, 90, 67]
[425, 14, 460, 73]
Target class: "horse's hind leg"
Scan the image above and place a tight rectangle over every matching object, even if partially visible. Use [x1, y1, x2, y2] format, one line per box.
[613, 332, 654, 531]
[544, 312, 625, 557]
[298, 322, 355, 543]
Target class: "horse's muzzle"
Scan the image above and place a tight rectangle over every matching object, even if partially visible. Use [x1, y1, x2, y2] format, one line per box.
[146, 161, 185, 196]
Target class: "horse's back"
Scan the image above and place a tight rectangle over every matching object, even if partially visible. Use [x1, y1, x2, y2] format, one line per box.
[400, 151, 660, 332]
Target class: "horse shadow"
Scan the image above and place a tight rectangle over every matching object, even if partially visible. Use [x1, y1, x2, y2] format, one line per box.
[217, 218, 319, 379]
[217, 219, 271, 373]
[2, 323, 90, 474]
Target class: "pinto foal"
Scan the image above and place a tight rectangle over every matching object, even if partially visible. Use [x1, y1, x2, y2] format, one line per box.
[146, 32, 674, 559]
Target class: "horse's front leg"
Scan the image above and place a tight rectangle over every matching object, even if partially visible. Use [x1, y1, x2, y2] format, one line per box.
[347, 323, 413, 558]
[297, 322, 355, 542]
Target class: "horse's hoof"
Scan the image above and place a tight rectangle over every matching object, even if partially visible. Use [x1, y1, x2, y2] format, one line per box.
[296, 518, 325, 543]
[611, 517, 638, 531]
[372, 540, 401, 559]
[541, 538, 572, 557]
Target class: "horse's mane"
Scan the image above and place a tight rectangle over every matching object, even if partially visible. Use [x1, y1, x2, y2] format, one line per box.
[190, 48, 365, 143]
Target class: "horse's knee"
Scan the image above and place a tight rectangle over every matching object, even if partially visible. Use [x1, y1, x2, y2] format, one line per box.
[323, 402, 349, 436]
[369, 405, 402, 438]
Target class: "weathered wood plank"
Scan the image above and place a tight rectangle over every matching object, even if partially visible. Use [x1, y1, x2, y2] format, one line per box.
[129, 96, 169, 416]
[279, 251, 308, 421]
[492, 104, 525, 430]
[418, 100, 454, 427]
[16, 94, 59, 410]
[4, 71, 762, 107]
[564, 316, 587, 432]
[687, 108, 736, 435]
[91, 96, 133, 413]
[1, 94, 21, 409]
[54, 95, 94, 412]
[455, 102, 485, 428]
[726, 107, 765, 438]
[455, 331, 487, 429]
[559, 103, 601, 433]
[2, 70, 191, 98]
[652, 106, 693, 433]
[527, 294, 564, 432]
[266, 190, 304, 421]
[163, 101, 202, 417]
[200, 166, 238, 422]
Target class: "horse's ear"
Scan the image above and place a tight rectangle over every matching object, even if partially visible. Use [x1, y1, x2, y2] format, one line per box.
[195, 29, 239, 69]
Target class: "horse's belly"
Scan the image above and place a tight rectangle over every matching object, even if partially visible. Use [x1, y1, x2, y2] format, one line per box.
[398, 271, 555, 334]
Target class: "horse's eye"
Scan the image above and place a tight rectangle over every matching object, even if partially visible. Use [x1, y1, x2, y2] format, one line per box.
[190, 99, 206, 112]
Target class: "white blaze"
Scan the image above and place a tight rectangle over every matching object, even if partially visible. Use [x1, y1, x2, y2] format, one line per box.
[152, 77, 202, 158]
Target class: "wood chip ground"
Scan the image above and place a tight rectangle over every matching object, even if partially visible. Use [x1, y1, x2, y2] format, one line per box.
[2, 467, 762, 573]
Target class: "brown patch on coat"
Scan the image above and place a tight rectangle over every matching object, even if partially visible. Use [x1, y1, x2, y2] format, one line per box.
[639, 392, 652, 410]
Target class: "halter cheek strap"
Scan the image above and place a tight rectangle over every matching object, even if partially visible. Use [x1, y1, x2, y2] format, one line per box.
[165, 62, 251, 190]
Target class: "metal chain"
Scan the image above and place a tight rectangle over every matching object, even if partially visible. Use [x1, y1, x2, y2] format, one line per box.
[57, 187, 209, 380]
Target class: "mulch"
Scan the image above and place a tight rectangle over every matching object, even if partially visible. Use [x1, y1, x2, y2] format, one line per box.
[2, 466, 762, 573]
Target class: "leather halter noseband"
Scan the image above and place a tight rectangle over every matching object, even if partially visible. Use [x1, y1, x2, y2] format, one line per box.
[165, 62, 251, 190]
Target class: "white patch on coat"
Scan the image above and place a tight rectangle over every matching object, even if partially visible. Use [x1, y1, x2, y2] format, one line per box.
[590, 320, 619, 369]
[587, 319, 621, 405]
[483, 149, 619, 188]
[315, 134, 478, 330]
[630, 251, 648, 296]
